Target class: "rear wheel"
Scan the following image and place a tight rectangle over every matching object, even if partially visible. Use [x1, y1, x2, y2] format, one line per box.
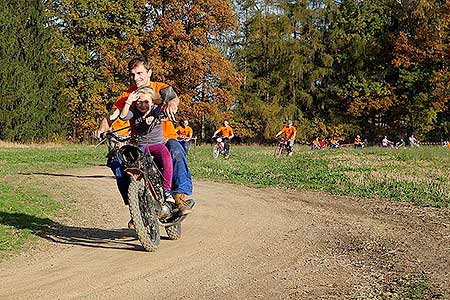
[128, 179, 160, 252]
[224, 147, 230, 159]
[165, 223, 182, 240]
[213, 144, 220, 159]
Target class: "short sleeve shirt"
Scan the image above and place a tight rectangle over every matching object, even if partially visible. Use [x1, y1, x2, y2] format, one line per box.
[281, 126, 296, 140]
[176, 126, 193, 138]
[113, 81, 178, 139]
[217, 126, 233, 137]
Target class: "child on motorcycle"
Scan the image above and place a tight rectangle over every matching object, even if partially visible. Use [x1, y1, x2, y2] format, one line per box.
[119, 86, 191, 216]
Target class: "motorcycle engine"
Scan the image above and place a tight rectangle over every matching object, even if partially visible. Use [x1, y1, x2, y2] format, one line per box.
[159, 202, 172, 220]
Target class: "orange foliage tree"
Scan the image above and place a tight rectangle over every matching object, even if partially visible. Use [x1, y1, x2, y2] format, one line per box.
[50, 0, 241, 141]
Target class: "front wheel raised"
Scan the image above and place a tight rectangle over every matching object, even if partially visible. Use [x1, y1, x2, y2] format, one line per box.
[128, 179, 160, 252]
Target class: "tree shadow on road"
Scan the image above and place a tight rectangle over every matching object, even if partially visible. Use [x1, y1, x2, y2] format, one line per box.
[0, 211, 144, 252]
[18, 172, 115, 179]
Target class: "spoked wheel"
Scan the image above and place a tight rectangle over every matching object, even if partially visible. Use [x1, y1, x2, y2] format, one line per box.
[274, 144, 283, 158]
[213, 144, 220, 159]
[128, 179, 160, 252]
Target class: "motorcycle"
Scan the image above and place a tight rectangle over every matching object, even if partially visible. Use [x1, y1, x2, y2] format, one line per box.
[274, 139, 293, 158]
[97, 112, 193, 252]
[212, 137, 230, 159]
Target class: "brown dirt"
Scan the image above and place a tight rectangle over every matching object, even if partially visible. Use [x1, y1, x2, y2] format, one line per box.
[0, 166, 449, 300]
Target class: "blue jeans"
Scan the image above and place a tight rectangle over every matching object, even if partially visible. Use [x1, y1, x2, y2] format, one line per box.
[109, 156, 129, 205]
[165, 139, 193, 196]
[177, 139, 190, 153]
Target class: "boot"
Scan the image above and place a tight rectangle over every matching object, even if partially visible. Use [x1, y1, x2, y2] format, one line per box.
[174, 193, 192, 216]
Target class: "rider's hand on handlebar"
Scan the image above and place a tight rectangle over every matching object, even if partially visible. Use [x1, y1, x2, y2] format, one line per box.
[93, 129, 106, 140]
[164, 99, 178, 121]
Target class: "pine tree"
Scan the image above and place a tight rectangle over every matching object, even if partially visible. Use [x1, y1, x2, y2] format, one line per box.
[0, 0, 67, 142]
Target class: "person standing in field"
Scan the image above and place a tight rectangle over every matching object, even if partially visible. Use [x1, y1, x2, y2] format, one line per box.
[213, 120, 234, 155]
[275, 120, 296, 155]
[176, 119, 193, 153]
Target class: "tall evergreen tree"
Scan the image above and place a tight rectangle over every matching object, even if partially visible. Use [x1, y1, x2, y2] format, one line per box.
[0, 0, 67, 142]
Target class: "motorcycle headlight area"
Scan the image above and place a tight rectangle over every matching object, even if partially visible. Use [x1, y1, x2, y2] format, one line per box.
[118, 145, 144, 168]
[216, 137, 222, 142]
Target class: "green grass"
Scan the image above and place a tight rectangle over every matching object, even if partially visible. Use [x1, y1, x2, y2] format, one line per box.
[188, 145, 450, 207]
[1, 143, 448, 259]
[0, 144, 105, 258]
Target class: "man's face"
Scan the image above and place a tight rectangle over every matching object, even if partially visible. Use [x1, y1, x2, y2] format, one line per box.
[183, 120, 189, 127]
[224, 121, 229, 127]
[130, 63, 151, 87]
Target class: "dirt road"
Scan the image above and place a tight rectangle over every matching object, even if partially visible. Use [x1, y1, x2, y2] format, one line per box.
[0, 166, 449, 299]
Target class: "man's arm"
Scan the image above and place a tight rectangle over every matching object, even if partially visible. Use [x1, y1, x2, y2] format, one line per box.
[160, 86, 179, 121]
[212, 129, 220, 137]
[94, 108, 121, 139]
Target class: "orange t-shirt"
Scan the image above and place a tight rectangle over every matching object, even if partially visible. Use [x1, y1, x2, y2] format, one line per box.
[111, 118, 130, 136]
[113, 81, 169, 111]
[176, 126, 193, 139]
[113, 81, 175, 138]
[313, 139, 320, 146]
[217, 126, 233, 137]
[354, 138, 361, 144]
[281, 126, 296, 140]
[162, 120, 178, 140]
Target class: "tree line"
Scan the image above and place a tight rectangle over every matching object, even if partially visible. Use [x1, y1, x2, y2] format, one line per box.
[0, 0, 449, 144]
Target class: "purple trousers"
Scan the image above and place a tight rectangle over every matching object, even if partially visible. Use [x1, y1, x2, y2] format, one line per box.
[140, 143, 173, 191]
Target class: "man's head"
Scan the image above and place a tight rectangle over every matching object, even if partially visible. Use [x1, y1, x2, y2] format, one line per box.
[287, 120, 293, 127]
[183, 119, 189, 127]
[128, 56, 152, 88]
[224, 120, 229, 127]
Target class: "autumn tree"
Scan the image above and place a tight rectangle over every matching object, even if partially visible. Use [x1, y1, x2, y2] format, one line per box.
[49, 0, 241, 141]
[392, 0, 450, 139]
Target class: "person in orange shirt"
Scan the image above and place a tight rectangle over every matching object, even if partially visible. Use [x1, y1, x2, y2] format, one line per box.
[96, 56, 192, 222]
[311, 137, 320, 150]
[330, 135, 339, 149]
[275, 120, 296, 155]
[176, 119, 193, 153]
[212, 120, 234, 155]
[354, 135, 364, 148]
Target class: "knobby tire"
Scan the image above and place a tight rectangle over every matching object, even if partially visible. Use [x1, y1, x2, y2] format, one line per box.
[128, 179, 160, 252]
[165, 223, 182, 240]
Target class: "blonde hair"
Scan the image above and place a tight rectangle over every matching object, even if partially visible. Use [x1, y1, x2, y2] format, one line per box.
[136, 86, 162, 105]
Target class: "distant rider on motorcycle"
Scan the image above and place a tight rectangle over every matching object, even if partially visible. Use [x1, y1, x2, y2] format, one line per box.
[175, 119, 193, 153]
[275, 120, 297, 156]
[212, 120, 234, 154]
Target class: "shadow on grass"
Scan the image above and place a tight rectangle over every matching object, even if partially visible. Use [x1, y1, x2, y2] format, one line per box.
[18, 172, 115, 179]
[0, 211, 145, 252]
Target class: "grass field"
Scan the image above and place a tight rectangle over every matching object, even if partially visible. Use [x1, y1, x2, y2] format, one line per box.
[0, 145, 105, 258]
[0, 143, 448, 258]
[189, 144, 450, 208]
